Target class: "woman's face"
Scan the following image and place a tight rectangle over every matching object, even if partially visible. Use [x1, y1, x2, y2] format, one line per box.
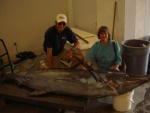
[100, 32, 109, 41]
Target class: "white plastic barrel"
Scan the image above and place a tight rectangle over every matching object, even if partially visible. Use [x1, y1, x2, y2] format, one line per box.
[113, 90, 134, 112]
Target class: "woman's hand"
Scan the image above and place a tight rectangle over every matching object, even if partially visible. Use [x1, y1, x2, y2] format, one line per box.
[81, 61, 92, 70]
[113, 64, 120, 71]
[81, 66, 87, 70]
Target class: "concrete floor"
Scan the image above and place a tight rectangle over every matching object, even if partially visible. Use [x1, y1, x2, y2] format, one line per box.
[0, 99, 59, 113]
[1, 52, 150, 113]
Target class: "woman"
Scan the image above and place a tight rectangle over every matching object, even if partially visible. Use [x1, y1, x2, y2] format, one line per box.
[82, 26, 122, 71]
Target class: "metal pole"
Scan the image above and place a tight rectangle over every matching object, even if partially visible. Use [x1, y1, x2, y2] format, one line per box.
[112, 1, 117, 40]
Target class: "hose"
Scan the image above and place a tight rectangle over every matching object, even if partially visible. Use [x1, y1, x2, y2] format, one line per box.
[5, 41, 44, 74]
[6, 53, 44, 75]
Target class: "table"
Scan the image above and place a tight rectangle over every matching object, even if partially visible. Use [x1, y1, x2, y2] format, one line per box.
[0, 83, 88, 112]
[64, 28, 99, 58]
[0, 82, 149, 113]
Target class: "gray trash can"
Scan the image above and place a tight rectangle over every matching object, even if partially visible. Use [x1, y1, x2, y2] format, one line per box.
[122, 39, 150, 75]
[144, 36, 150, 42]
[144, 36, 150, 74]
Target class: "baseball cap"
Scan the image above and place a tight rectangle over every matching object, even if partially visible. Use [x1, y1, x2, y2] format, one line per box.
[56, 14, 67, 23]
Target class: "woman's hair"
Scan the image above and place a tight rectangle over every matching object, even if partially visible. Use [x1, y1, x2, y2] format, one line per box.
[97, 26, 111, 39]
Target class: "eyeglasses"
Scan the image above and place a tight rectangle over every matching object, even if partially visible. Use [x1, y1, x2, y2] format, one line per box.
[58, 22, 66, 26]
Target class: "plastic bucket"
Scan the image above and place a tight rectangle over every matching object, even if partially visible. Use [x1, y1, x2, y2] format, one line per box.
[122, 39, 150, 75]
[113, 90, 134, 112]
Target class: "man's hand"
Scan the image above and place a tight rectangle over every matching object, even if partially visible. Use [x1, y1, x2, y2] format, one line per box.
[63, 50, 73, 59]
[81, 61, 92, 70]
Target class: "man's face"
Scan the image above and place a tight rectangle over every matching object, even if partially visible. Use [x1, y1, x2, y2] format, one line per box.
[55, 21, 66, 32]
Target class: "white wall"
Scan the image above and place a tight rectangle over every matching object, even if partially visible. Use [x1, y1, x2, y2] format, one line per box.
[72, 0, 97, 34]
[145, 0, 150, 37]
[124, 0, 149, 40]
[124, 0, 136, 40]
[135, 0, 146, 39]
[97, 0, 125, 43]
[72, 0, 125, 44]
[1, 0, 150, 60]
[0, 0, 68, 59]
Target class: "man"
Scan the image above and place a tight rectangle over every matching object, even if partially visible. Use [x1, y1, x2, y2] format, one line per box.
[43, 14, 84, 68]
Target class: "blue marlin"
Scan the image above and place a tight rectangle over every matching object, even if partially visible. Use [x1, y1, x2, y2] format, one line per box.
[1, 68, 150, 98]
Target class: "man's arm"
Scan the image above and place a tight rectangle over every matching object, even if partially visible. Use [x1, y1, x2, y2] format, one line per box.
[46, 48, 54, 68]
[71, 40, 80, 50]
[64, 40, 80, 59]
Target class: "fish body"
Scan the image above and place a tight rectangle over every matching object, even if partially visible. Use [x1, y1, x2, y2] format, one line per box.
[4, 68, 150, 98]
